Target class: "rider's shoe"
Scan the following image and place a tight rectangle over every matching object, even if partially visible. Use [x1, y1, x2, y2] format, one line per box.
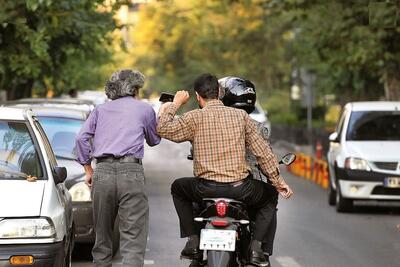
[248, 250, 270, 267]
[248, 240, 270, 267]
[180, 235, 201, 260]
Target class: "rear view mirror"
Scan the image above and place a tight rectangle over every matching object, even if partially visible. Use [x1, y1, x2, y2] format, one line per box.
[279, 153, 296, 166]
[329, 132, 339, 143]
[54, 166, 67, 184]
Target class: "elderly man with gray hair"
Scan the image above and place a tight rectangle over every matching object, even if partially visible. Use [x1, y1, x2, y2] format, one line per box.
[76, 69, 160, 267]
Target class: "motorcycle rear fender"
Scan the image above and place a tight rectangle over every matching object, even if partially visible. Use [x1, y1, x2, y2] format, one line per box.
[207, 250, 233, 267]
[202, 220, 238, 267]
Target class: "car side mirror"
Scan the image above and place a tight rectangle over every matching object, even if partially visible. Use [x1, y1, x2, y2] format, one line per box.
[54, 166, 67, 184]
[329, 132, 340, 143]
[279, 153, 296, 166]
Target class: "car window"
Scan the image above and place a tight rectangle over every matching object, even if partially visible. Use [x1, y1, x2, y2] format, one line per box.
[346, 111, 400, 141]
[33, 119, 58, 169]
[0, 121, 43, 179]
[37, 117, 84, 160]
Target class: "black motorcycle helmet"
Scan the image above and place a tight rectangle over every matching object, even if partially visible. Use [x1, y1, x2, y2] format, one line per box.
[218, 76, 256, 114]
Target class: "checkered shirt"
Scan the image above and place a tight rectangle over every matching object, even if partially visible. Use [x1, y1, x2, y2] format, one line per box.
[157, 100, 283, 187]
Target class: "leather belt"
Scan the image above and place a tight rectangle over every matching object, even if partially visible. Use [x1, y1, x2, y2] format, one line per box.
[96, 156, 142, 165]
[201, 175, 251, 187]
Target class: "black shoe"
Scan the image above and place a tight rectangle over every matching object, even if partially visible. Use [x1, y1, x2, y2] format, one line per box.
[180, 236, 201, 260]
[248, 250, 270, 267]
[248, 239, 271, 267]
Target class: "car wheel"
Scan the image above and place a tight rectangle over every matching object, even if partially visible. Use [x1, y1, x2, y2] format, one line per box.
[112, 217, 120, 256]
[335, 180, 353, 213]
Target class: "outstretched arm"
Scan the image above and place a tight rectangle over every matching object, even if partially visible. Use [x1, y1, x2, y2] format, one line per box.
[157, 91, 195, 143]
[144, 109, 161, 147]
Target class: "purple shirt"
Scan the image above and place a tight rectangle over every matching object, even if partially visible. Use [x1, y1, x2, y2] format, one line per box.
[75, 97, 161, 165]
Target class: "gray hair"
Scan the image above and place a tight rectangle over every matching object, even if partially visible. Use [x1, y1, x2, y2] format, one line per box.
[105, 69, 145, 100]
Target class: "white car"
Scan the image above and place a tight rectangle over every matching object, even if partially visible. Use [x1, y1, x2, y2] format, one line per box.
[77, 90, 108, 105]
[0, 108, 74, 266]
[249, 103, 271, 136]
[327, 102, 400, 212]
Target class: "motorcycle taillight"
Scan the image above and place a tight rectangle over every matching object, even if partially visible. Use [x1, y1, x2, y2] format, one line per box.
[216, 200, 228, 217]
[211, 220, 230, 227]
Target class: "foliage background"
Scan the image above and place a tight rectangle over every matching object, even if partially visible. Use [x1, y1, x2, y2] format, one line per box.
[0, 0, 126, 99]
[1, 0, 399, 125]
[125, 0, 400, 124]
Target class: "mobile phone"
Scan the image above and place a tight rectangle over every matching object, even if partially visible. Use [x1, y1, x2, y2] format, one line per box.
[159, 92, 175, 103]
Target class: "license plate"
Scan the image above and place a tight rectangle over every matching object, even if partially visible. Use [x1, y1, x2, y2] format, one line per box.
[384, 177, 400, 188]
[199, 229, 236, 252]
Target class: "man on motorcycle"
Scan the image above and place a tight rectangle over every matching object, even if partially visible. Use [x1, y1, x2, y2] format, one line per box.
[157, 73, 293, 266]
[219, 76, 278, 264]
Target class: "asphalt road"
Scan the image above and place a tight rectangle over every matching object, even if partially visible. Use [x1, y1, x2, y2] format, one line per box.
[73, 140, 400, 267]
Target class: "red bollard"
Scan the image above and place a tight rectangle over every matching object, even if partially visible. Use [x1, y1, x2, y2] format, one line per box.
[315, 141, 323, 160]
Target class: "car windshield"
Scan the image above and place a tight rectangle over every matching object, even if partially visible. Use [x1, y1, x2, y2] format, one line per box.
[0, 121, 43, 179]
[38, 117, 84, 160]
[346, 111, 400, 141]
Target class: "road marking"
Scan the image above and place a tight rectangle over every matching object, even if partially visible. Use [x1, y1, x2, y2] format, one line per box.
[115, 260, 154, 265]
[276, 256, 303, 267]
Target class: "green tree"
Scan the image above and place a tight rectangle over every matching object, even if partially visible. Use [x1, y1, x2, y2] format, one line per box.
[129, 0, 292, 101]
[0, 0, 123, 99]
[129, 0, 400, 104]
[279, 0, 400, 101]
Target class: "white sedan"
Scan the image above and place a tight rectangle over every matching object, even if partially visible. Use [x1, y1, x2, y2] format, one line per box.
[327, 101, 400, 212]
[0, 107, 74, 266]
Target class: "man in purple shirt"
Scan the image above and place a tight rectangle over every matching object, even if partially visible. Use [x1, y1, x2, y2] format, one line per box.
[76, 69, 160, 267]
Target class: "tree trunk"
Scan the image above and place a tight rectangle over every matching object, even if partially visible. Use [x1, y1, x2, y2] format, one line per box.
[383, 68, 400, 101]
[7, 79, 34, 100]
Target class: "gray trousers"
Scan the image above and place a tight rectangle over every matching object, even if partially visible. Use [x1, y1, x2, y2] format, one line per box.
[91, 161, 149, 267]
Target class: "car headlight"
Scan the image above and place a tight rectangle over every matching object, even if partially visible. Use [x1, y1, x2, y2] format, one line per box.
[345, 157, 371, 171]
[0, 218, 56, 239]
[69, 181, 91, 202]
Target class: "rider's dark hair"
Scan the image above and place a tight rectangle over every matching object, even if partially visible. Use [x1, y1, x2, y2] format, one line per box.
[193, 73, 219, 100]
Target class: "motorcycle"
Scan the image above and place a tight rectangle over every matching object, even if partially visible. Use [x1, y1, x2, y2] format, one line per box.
[187, 153, 296, 267]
